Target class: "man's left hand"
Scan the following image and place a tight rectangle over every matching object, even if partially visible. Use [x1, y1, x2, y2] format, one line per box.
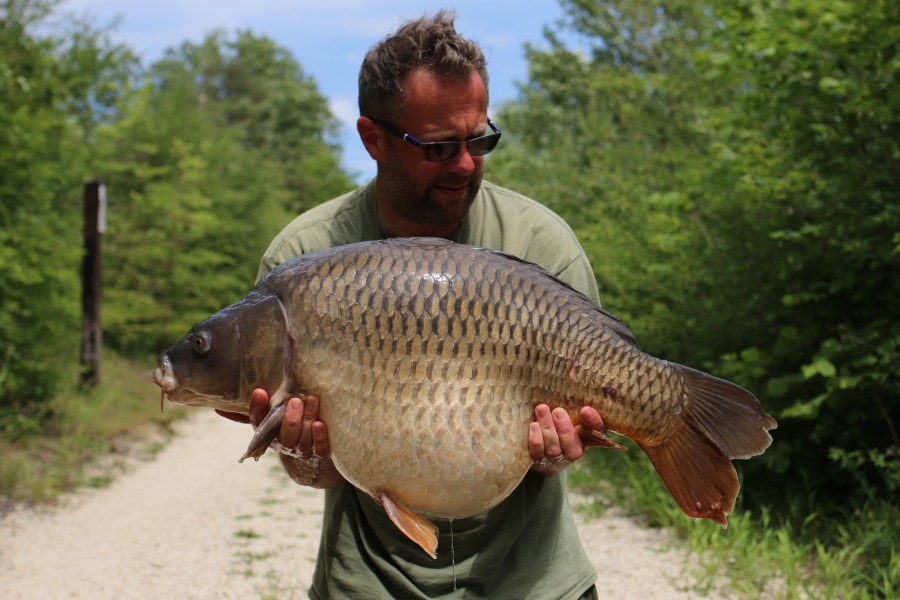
[529, 405, 605, 477]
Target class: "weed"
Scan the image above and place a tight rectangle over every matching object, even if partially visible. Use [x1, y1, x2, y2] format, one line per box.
[0, 354, 186, 504]
[235, 550, 274, 561]
[84, 474, 115, 489]
[235, 528, 262, 540]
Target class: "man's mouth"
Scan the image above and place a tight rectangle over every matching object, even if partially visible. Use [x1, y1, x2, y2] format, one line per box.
[435, 181, 470, 194]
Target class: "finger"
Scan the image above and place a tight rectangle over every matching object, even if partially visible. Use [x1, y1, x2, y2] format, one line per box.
[312, 421, 330, 458]
[579, 406, 607, 433]
[528, 422, 544, 462]
[297, 395, 318, 450]
[554, 407, 585, 462]
[215, 409, 251, 424]
[535, 404, 562, 459]
[279, 397, 304, 449]
[249, 388, 270, 427]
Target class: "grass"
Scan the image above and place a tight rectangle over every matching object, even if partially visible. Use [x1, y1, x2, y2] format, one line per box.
[235, 528, 262, 540]
[569, 438, 900, 599]
[0, 353, 186, 507]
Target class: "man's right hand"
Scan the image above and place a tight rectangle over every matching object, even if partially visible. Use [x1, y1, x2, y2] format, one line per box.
[248, 389, 332, 459]
[220, 389, 342, 488]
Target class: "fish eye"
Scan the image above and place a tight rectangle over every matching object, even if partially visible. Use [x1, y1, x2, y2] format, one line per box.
[191, 331, 211, 355]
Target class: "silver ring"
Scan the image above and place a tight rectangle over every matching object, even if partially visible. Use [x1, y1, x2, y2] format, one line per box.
[534, 454, 568, 469]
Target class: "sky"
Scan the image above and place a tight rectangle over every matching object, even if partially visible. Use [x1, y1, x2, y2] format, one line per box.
[62, 0, 575, 183]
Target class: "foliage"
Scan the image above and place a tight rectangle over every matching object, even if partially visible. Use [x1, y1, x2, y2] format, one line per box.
[703, 0, 900, 506]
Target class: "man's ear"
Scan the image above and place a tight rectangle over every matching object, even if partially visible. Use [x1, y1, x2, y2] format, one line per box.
[357, 116, 385, 161]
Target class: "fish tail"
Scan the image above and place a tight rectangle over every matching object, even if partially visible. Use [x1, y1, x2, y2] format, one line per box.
[638, 365, 777, 525]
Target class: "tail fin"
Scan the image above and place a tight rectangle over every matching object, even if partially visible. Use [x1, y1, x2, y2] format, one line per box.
[680, 366, 777, 459]
[639, 365, 777, 525]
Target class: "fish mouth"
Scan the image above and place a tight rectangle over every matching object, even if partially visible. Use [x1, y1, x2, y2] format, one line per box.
[152, 355, 178, 394]
[151, 354, 178, 411]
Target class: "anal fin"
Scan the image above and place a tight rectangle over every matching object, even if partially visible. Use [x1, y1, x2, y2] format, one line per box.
[376, 491, 439, 559]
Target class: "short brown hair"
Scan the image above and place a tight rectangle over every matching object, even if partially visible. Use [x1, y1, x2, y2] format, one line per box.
[358, 9, 489, 120]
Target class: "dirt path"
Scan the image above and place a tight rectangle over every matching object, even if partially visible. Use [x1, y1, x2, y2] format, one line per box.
[0, 411, 713, 599]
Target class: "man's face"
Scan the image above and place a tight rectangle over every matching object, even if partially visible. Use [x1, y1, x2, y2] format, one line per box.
[376, 69, 489, 235]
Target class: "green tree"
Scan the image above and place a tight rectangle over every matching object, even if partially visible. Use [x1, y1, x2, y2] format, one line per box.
[98, 30, 352, 354]
[157, 30, 351, 213]
[491, 0, 731, 359]
[698, 0, 900, 502]
[0, 0, 136, 419]
[492, 0, 899, 505]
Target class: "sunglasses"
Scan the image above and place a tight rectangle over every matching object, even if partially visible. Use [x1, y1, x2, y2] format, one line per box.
[369, 117, 502, 163]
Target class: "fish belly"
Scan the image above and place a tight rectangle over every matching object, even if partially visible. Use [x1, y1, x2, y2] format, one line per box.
[308, 346, 535, 517]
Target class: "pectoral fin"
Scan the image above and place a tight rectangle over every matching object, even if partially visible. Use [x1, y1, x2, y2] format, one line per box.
[376, 491, 439, 559]
[576, 424, 628, 452]
[239, 402, 287, 463]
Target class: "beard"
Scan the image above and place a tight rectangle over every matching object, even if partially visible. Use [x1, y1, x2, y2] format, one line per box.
[378, 156, 482, 228]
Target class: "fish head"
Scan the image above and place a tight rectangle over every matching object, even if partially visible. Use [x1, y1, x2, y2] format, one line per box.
[152, 292, 293, 413]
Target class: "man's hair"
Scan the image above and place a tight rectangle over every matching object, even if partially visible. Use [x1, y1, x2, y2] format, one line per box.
[358, 9, 489, 120]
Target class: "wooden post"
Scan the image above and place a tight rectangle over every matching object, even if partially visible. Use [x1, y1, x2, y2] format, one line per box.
[80, 180, 106, 389]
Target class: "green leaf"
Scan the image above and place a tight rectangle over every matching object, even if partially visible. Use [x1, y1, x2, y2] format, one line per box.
[802, 358, 837, 379]
[781, 393, 829, 419]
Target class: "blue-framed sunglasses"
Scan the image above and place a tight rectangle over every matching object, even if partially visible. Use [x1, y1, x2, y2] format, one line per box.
[369, 117, 502, 163]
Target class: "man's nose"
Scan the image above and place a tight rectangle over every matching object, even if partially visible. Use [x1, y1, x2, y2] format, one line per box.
[447, 144, 476, 174]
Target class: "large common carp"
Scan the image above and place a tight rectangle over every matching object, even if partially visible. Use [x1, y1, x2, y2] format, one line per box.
[152, 237, 776, 558]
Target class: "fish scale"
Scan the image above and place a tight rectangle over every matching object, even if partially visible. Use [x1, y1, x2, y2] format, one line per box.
[153, 237, 776, 558]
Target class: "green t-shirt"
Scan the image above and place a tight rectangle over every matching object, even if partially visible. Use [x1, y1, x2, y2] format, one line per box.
[260, 180, 599, 600]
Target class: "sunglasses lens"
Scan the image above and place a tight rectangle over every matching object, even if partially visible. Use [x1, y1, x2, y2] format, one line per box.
[425, 143, 461, 162]
[420, 128, 502, 162]
[469, 132, 501, 157]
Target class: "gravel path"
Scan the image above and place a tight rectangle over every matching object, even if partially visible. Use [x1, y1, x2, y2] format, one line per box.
[0, 411, 713, 599]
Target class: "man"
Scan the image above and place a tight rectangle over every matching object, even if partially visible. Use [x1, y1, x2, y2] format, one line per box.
[223, 11, 604, 599]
